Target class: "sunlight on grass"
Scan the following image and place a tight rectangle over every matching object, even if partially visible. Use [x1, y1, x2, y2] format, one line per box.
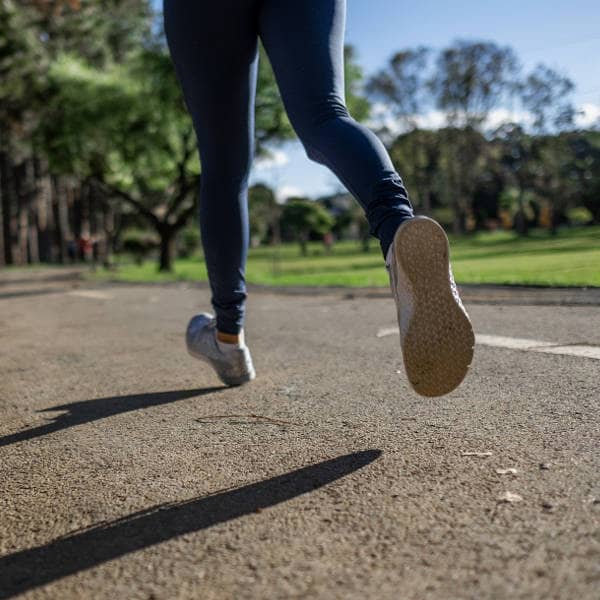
[90, 226, 600, 288]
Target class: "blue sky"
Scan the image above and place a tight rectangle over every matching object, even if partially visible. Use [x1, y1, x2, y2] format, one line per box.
[252, 0, 600, 199]
[155, 0, 600, 199]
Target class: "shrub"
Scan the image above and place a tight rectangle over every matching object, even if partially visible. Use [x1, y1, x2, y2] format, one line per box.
[177, 227, 200, 258]
[121, 229, 159, 265]
[567, 206, 593, 226]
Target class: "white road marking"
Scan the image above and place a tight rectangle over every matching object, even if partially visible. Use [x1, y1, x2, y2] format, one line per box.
[377, 327, 600, 361]
[67, 290, 114, 300]
[476, 334, 600, 361]
[376, 327, 400, 338]
[475, 334, 555, 351]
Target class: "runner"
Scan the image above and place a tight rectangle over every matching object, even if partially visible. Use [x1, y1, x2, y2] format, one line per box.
[163, 0, 474, 396]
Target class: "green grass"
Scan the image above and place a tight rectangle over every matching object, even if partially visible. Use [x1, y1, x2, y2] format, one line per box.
[90, 226, 600, 288]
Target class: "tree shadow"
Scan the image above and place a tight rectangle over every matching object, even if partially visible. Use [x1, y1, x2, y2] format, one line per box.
[0, 387, 224, 448]
[0, 449, 382, 599]
[0, 288, 68, 300]
[0, 272, 83, 287]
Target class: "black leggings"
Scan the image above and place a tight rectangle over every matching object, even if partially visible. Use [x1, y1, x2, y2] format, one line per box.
[163, 0, 413, 334]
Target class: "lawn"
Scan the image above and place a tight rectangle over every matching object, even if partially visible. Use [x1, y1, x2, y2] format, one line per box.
[90, 226, 600, 288]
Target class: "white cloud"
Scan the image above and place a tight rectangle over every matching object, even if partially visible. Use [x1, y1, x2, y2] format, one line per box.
[368, 101, 600, 133]
[576, 103, 600, 128]
[413, 110, 447, 130]
[484, 108, 533, 129]
[254, 149, 290, 170]
[275, 185, 304, 204]
[366, 102, 404, 136]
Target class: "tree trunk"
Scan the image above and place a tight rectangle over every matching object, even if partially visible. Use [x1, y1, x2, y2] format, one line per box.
[0, 151, 14, 265]
[514, 188, 529, 236]
[361, 235, 370, 253]
[34, 155, 54, 262]
[550, 207, 560, 236]
[158, 226, 175, 272]
[52, 175, 71, 263]
[453, 208, 466, 235]
[299, 232, 308, 256]
[25, 158, 39, 263]
[102, 203, 115, 267]
[0, 188, 4, 267]
[421, 185, 432, 215]
[14, 160, 29, 265]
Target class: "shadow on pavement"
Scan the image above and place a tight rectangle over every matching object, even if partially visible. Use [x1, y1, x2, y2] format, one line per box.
[0, 387, 224, 448]
[0, 272, 83, 287]
[0, 450, 382, 599]
[0, 288, 68, 300]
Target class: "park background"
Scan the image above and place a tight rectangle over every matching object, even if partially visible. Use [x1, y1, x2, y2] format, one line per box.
[1, 0, 599, 287]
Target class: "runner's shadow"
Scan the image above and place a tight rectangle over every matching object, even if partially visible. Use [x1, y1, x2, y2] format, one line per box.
[0, 449, 382, 599]
[0, 387, 224, 448]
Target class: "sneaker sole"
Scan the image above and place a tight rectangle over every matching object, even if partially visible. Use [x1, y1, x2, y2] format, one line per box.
[392, 216, 475, 397]
[186, 347, 256, 387]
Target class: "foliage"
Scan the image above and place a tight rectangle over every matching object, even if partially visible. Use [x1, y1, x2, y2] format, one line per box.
[566, 207, 593, 226]
[121, 228, 159, 264]
[280, 197, 335, 255]
[177, 226, 200, 258]
[248, 183, 281, 245]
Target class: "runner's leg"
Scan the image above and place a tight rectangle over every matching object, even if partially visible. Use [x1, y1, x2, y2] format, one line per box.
[163, 0, 259, 334]
[257, 0, 413, 257]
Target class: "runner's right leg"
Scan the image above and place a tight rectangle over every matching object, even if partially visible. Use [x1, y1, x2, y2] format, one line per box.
[257, 0, 414, 259]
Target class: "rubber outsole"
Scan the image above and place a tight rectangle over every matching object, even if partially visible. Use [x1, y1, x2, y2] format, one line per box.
[391, 217, 475, 397]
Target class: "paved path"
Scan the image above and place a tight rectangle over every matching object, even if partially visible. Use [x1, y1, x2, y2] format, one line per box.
[1, 271, 599, 599]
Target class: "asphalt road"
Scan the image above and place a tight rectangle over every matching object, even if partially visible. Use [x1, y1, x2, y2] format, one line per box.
[1, 270, 599, 599]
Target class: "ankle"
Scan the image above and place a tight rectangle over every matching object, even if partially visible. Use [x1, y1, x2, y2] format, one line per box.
[217, 329, 244, 345]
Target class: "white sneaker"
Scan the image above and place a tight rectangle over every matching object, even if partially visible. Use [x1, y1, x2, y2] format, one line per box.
[386, 216, 475, 397]
[186, 313, 256, 386]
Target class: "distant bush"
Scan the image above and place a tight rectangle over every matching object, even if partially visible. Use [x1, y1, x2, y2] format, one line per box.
[430, 207, 454, 229]
[567, 207, 593, 226]
[121, 229, 159, 265]
[177, 227, 200, 258]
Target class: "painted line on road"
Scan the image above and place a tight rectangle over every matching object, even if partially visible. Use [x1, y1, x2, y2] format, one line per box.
[476, 334, 600, 360]
[67, 290, 114, 300]
[376, 327, 600, 361]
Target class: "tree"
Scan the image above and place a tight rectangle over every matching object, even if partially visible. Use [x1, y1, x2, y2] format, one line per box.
[0, 0, 50, 265]
[254, 43, 296, 157]
[520, 65, 576, 134]
[388, 128, 440, 213]
[37, 50, 199, 271]
[37, 39, 296, 271]
[343, 45, 372, 122]
[0, 0, 154, 267]
[367, 48, 438, 212]
[493, 123, 537, 234]
[573, 132, 600, 224]
[429, 40, 519, 129]
[248, 183, 281, 246]
[518, 66, 578, 231]
[280, 197, 334, 256]
[428, 40, 520, 232]
[367, 47, 430, 132]
[29, 0, 153, 68]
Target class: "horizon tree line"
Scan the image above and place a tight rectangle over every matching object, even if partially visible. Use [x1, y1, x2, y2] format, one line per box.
[0, 0, 598, 271]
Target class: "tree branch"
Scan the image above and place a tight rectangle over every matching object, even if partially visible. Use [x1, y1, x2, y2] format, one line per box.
[92, 177, 159, 228]
[166, 126, 197, 219]
[167, 173, 200, 222]
[173, 199, 197, 231]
